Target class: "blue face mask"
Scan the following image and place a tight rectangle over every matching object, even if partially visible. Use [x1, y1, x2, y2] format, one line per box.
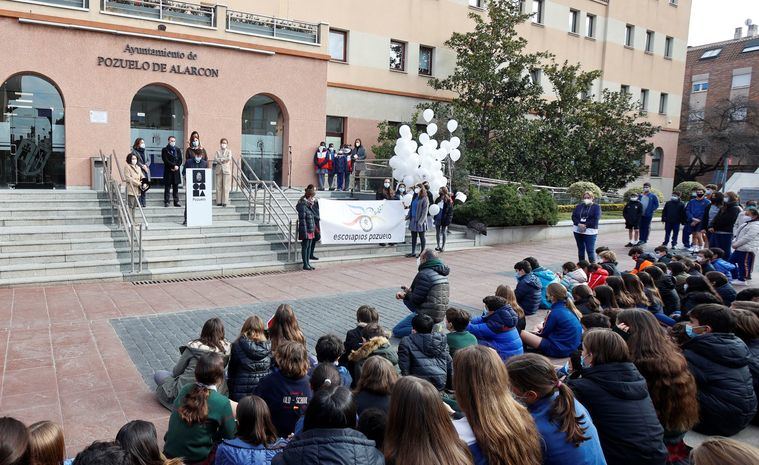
[580, 355, 591, 369]
[685, 324, 705, 338]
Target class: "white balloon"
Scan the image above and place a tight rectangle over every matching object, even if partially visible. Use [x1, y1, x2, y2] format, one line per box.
[450, 149, 461, 162]
[416, 168, 431, 181]
[419, 133, 430, 145]
[403, 175, 415, 188]
[426, 123, 438, 137]
[450, 137, 461, 149]
[393, 169, 403, 181]
[447, 119, 458, 133]
[389, 156, 400, 169]
[422, 109, 434, 123]
[429, 204, 441, 216]
[431, 160, 442, 172]
[426, 139, 439, 150]
[399, 125, 412, 139]
[440, 140, 451, 153]
[402, 193, 414, 206]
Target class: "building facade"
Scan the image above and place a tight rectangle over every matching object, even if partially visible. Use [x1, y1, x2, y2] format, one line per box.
[676, 27, 759, 186]
[0, 0, 690, 191]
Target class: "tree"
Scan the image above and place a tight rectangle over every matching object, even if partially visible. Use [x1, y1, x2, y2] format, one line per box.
[677, 96, 759, 183]
[371, 110, 422, 160]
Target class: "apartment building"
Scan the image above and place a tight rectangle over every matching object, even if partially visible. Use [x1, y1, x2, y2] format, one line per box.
[0, 0, 690, 191]
[676, 25, 759, 185]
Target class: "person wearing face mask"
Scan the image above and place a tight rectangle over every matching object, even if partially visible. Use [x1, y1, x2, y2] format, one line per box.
[124, 153, 146, 222]
[623, 192, 643, 247]
[637, 182, 659, 246]
[392, 248, 450, 338]
[571, 191, 602, 262]
[683, 188, 710, 253]
[376, 178, 395, 201]
[567, 330, 666, 465]
[186, 131, 208, 162]
[181, 151, 209, 225]
[680, 303, 757, 436]
[296, 186, 318, 270]
[334, 145, 350, 191]
[405, 184, 429, 258]
[433, 186, 454, 252]
[710, 191, 742, 255]
[352, 138, 366, 191]
[394, 183, 406, 200]
[162, 136, 183, 207]
[730, 205, 759, 286]
[520, 283, 582, 358]
[660, 190, 686, 249]
[130, 138, 151, 208]
[313, 142, 329, 190]
[326, 143, 337, 190]
[214, 138, 232, 207]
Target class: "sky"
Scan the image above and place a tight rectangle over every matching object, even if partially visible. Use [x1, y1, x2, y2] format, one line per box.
[689, 0, 759, 46]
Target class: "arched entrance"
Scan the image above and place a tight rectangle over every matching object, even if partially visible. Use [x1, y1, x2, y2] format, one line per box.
[0, 73, 65, 188]
[241, 94, 285, 184]
[130, 85, 185, 181]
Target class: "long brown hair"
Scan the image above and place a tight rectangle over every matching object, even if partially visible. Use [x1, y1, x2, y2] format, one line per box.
[496, 284, 525, 320]
[621, 273, 651, 307]
[0, 417, 29, 465]
[274, 340, 310, 379]
[691, 437, 759, 465]
[269, 304, 307, 352]
[616, 309, 699, 432]
[637, 271, 664, 307]
[239, 315, 267, 342]
[178, 352, 225, 425]
[594, 285, 619, 310]
[453, 346, 542, 465]
[582, 329, 630, 365]
[236, 396, 280, 447]
[196, 317, 228, 353]
[605, 276, 635, 308]
[572, 285, 601, 313]
[355, 356, 398, 396]
[506, 354, 590, 446]
[546, 283, 582, 319]
[384, 377, 474, 465]
[28, 421, 65, 465]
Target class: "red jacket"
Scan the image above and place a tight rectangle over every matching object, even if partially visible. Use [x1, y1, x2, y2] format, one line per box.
[588, 269, 609, 289]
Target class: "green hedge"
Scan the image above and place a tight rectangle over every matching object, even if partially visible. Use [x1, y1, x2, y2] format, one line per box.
[453, 185, 559, 227]
[567, 181, 603, 201]
[558, 203, 625, 213]
[623, 186, 664, 202]
[673, 181, 706, 200]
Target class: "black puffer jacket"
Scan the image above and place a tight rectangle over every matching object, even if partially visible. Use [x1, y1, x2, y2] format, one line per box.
[398, 332, 452, 391]
[712, 201, 742, 233]
[297, 197, 317, 240]
[683, 333, 757, 436]
[404, 259, 450, 323]
[227, 337, 272, 401]
[568, 362, 666, 465]
[272, 428, 384, 465]
[655, 275, 680, 315]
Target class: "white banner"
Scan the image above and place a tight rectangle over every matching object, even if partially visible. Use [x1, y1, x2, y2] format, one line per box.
[319, 199, 406, 244]
[186, 168, 212, 227]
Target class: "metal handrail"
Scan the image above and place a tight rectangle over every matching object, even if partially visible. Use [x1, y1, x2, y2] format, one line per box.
[111, 150, 150, 229]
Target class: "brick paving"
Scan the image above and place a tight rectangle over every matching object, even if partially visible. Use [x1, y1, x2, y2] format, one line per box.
[0, 229, 756, 455]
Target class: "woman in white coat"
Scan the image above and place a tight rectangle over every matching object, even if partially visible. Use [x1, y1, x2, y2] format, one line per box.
[214, 138, 233, 207]
[730, 205, 759, 286]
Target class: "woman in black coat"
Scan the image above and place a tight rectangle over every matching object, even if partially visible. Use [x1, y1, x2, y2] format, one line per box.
[297, 186, 318, 271]
[227, 316, 272, 401]
[709, 191, 743, 255]
[568, 330, 666, 465]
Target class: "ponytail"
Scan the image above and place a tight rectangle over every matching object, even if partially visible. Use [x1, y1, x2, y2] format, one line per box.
[178, 384, 211, 425]
[552, 382, 590, 446]
[565, 298, 583, 320]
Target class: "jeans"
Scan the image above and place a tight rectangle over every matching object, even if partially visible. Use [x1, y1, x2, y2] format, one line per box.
[639, 216, 653, 242]
[710, 233, 733, 256]
[436, 225, 448, 250]
[336, 172, 346, 190]
[392, 300, 418, 338]
[663, 222, 680, 246]
[573, 232, 597, 262]
[682, 223, 692, 247]
[729, 250, 755, 281]
[301, 239, 314, 268]
[316, 169, 328, 189]
[154, 370, 172, 386]
[139, 191, 147, 208]
[344, 173, 351, 191]
[411, 231, 426, 255]
[328, 173, 335, 189]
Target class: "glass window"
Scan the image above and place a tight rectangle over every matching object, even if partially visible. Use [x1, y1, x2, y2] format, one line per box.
[650, 147, 663, 177]
[532, 0, 543, 24]
[569, 9, 579, 33]
[645, 30, 655, 53]
[665, 36, 674, 58]
[390, 40, 406, 71]
[130, 85, 185, 180]
[640, 89, 649, 112]
[530, 68, 542, 86]
[692, 80, 709, 92]
[699, 48, 722, 59]
[620, 84, 630, 95]
[1, 74, 65, 188]
[329, 29, 347, 62]
[732, 73, 751, 89]
[326, 116, 345, 149]
[469, 0, 484, 7]
[419, 46, 433, 76]
[241, 95, 284, 184]
[625, 25, 634, 47]
[742, 40, 759, 53]
[659, 93, 668, 114]
[586, 14, 596, 38]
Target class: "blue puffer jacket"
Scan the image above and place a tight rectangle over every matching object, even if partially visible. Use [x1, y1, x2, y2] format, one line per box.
[214, 437, 287, 465]
[227, 337, 272, 402]
[467, 305, 523, 361]
[533, 267, 560, 309]
[685, 198, 710, 223]
[539, 302, 582, 358]
[515, 272, 542, 315]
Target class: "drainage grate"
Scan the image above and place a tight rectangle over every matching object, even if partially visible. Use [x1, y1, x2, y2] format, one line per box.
[131, 269, 290, 285]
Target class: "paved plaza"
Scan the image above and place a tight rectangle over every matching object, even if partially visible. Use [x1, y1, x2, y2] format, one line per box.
[0, 229, 756, 455]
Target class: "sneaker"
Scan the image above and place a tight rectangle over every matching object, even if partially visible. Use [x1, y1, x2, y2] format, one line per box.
[733, 280, 748, 286]
[687, 246, 697, 253]
[638, 240, 647, 245]
[661, 242, 668, 247]
[405, 253, 417, 258]
[625, 242, 634, 247]
[164, 203, 169, 207]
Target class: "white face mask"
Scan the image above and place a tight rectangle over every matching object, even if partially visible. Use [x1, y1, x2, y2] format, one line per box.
[671, 195, 679, 201]
[192, 140, 199, 147]
[169, 140, 176, 147]
[356, 142, 360, 147]
[399, 187, 406, 193]
[194, 156, 202, 162]
[221, 143, 227, 150]
[416, 257, 422, 267]
[384, 182, 390, 188]
[414, 188, 421, 194]
[630, 196, 638, 202]
[583, 198, 592, 205]
[643, 187, 650, 192]
[138, 142, 145, 149]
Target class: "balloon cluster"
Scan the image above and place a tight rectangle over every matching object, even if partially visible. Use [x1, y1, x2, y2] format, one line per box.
[389, 108, 463, 214]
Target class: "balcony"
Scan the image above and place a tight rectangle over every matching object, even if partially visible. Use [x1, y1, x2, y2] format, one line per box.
[12, 0, 88, 9]
[101, 0, 215, 28]
[227, 10, 320, 45]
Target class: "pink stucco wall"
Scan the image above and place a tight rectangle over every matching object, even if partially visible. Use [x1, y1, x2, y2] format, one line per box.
[0, 18, 327, 188]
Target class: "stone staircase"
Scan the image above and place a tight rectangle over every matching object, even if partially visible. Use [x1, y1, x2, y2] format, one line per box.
[0, 189, 478, 286]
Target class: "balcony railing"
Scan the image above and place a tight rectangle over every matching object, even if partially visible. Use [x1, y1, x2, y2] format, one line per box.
[227, 10, 319, 44]
[13, 0, 88, 8]
[102, 0, 215, 28]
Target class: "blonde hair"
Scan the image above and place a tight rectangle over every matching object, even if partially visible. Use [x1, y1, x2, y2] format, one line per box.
[546, 283, 582, 319]
[495, 284, 525, 320]
[28, 421, 65, 465]
[599, 250, 617, 263]
[691, 437, 759, 465]
[275, 340, 310, 379]
[583, 191, 595, 200]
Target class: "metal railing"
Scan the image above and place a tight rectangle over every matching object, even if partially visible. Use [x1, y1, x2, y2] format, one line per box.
[226, 10, 319, 44]
[99, 150, 144, 273]
[102, 0, 215, 27]
[111, 150, 150, 229]
[231, 157, 298, 262]
[14, 0, 88, 8]
[469, 175, 624, 203]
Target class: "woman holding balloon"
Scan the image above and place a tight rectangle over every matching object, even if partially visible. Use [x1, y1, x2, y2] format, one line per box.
[434, 187, 454, 252]
[406, 184, 430, 258]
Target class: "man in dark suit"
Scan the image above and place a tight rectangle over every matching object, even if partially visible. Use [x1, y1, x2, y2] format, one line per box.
[161, 135, 183, 207]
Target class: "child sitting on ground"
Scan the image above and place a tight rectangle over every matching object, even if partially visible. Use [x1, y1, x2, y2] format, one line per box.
[628, 246, 655, 274]
[587, 263, 609, 289]
[560, 262, 587, 291]
[598, 250, 621, 276]
[315, 334, 352, 387]
[708, 248, 737, 279]
[520, 283, 583, 358]
[696, 249, 717, 273]
[348, 323, 400, 381]
[445, 307, 477, 357]
[654, 245, 672, 264]
[398, 314, 452, 392]
[467, 296, 523, 361]
[340, 305, 379, 381]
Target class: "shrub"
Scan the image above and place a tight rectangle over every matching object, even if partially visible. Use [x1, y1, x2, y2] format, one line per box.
[623, 186, 664, 203]
[558, 203, 625, 213]
[567, 181, 603, 201]
[453, 185, 559, 227]
[673, 181, 705, 200]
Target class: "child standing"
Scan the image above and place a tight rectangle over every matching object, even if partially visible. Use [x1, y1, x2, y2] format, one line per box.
[661, 191, 686, 249]
[445, 307, 478, 357]
[624, 193, 643, 247]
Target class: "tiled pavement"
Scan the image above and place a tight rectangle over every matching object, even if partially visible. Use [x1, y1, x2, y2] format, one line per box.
[0, 229, 756, 454]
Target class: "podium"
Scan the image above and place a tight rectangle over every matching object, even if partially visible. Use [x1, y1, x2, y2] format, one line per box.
[186, 168, 212, 227]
